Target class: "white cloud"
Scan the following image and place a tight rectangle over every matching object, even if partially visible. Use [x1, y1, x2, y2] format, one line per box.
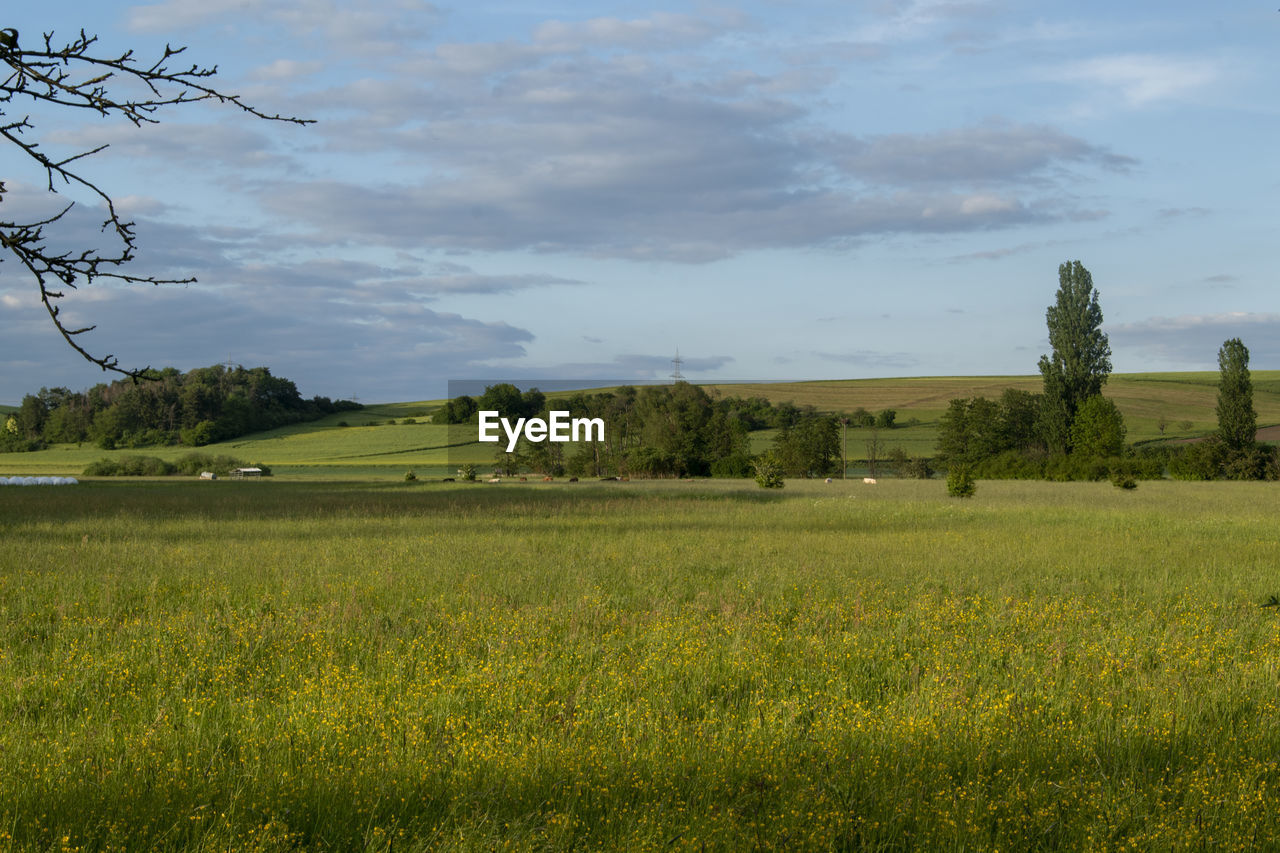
[1057, 54, 1220, 107]
[250, 59, 325, 81]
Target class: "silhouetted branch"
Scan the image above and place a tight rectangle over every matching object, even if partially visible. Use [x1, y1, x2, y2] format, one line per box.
[1, 27, 313, 378]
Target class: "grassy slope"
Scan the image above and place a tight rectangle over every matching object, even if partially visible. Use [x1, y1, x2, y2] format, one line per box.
[5, 372, 1280, 477]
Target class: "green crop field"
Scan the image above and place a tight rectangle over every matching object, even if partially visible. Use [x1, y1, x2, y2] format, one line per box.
[6, 372, 1280, 481]
[3, 478, 1280, 850]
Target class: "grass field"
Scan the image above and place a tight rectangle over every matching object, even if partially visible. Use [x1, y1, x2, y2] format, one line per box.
[5, 372, 1280, 479]
[3, 478, 1280, 850]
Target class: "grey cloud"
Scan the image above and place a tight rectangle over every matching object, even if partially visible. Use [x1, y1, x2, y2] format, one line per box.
[495, 354, 736, 383]
[829, 123, 1135, 187]
[1, 268, 534, 402]
[113, 7, 1130, 265]
[129, 0, 441, 57]
[261, 39, 1127, 262]
[258, 174, 1087, 263]
[1112, 313, 1280, 367]
[532, 13, 725, 51]
[47, 123, 295, 173]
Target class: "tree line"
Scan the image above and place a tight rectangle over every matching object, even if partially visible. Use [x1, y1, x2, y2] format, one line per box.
[2, 365, 360, 452]
[936, 261, 1275, 482]
[437, 382, 867, 479]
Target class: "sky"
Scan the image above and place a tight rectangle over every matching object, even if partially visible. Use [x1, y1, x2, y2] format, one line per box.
[1, 1, 1277, 404]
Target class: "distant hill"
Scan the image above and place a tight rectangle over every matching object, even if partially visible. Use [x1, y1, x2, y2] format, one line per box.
[3, 373, 1277, 478]
[703, 372, 1280, 440]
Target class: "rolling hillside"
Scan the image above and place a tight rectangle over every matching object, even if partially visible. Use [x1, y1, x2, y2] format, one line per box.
[3, 372, 1279, 478]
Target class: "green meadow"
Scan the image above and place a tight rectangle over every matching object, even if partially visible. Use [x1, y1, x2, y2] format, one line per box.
[3, 477, 1280, 850]
[6, 372, 1280, 479]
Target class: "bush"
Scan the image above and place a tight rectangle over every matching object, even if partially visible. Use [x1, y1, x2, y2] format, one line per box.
[1168, 439, 1224, 481]
[171, 453, 249, 476]
[404, 470, 417, 481]
[84, 455, 176, 476]
[83, 458, 120, 476]
[889, 448, 934, 479]
[710, 452, 754, 478]
[83, 453, 259, 477]
[1222, 445, 1280, 481]
[947, 465, 976, 498]
[459, 464, 477, 482]
[850, 407, 874, 428]
[753, 454, 785, 489]
[972, 450, 1045, 480]
[1110, 469, 1138, 489]
[902, 456, 935, 479]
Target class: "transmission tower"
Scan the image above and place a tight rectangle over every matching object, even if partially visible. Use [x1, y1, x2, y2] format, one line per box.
[670, 348, 684, 382]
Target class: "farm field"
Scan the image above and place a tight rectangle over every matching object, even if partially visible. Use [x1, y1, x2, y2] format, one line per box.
[6, 371, 1280, 480]
[3, 478, 1280, 850]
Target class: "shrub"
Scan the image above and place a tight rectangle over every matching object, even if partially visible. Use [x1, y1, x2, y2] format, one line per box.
[753, 454, 785, 489]
[710, 452, 754, 478]
[459, 464, 477, 482]
[404, 470, 417, 481]
[83, 458, 120, 476]
[171, 453, 254, 476]
[947, 465, 976, 498]
[1168, 439, 1224, 481]
[1110, 469, 1138, 489]
[850, 407, 874, 428]
[91, 455, 176, 476]
[902, 456, 935, 479]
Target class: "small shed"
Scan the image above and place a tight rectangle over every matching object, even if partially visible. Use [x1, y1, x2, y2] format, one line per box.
[231, 467, 263, 479]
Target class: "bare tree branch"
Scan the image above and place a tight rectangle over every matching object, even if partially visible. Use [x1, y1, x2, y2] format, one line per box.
[0, 27, 313, 379]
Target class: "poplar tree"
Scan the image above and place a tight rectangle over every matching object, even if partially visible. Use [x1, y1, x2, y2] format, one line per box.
[1037, 261, 1112, 453]
[1216, 338, 1256, 453]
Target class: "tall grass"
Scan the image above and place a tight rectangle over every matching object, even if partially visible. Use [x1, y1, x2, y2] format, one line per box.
[2, 479, 1279, 850]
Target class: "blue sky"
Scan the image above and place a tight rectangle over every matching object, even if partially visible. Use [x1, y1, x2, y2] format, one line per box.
[2, 1, 1276, 404]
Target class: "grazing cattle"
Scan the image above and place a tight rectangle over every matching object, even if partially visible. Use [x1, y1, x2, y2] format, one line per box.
[863, 477, 877, 485]
[441, 477, 455, 482]
[542, 476, 553, 482]
[568, 477, 579, 483]
[519, 476, 527, 482]
[824, 477, 832, 483]
[487, 477, 501, 484]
